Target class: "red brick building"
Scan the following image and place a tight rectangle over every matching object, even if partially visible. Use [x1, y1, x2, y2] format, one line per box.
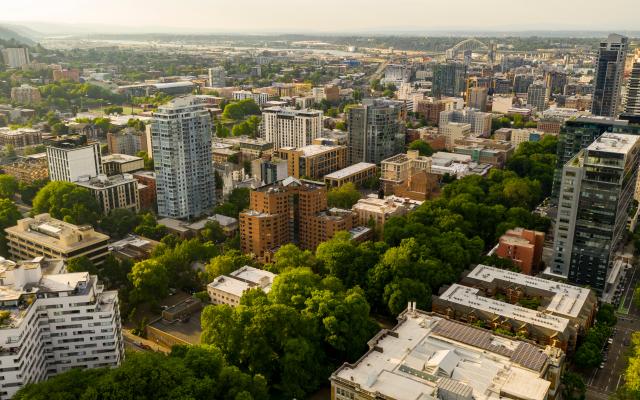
[495, 228, 545, 275]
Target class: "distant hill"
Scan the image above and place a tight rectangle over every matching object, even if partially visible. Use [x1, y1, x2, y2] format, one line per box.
[0, 25, 36, 46]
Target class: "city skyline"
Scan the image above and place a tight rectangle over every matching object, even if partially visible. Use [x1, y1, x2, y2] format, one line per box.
[1, 0, 640, 34]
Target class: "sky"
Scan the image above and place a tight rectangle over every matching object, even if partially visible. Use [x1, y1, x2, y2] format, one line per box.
[2, 0, 640, 34]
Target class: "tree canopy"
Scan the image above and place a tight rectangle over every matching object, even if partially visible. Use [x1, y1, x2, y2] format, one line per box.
[32, 181, 101, 225]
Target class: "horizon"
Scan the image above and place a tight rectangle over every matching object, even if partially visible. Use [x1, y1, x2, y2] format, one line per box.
[1, 0, 639, 35]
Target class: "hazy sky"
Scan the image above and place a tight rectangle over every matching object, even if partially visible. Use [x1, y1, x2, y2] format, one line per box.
[2, 0, 640, 33]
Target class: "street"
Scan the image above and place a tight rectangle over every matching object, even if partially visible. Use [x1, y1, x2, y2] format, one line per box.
[585, 263, 640, 399]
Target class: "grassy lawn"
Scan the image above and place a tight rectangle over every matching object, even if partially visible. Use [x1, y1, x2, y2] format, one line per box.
[88, 105, 147, 115]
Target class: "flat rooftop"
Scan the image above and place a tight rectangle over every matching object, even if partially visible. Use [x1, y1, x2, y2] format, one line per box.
[439, 284, 570, 333]
[467, 264, 592, 319]
[5, 214, 109, 253]
[102, 154, 144, 163]
[587, 133, 639, 154]
[333, 310, 557, 400]
[324, 162, 376, 179]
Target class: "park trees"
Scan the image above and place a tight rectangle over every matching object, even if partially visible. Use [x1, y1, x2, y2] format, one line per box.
[0, 198, 21, 256]
[32, 181, 101, 225]
[327, 182, 361, 209]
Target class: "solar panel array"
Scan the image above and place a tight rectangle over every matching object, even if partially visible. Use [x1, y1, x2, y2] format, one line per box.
[432, 319, 549, 372]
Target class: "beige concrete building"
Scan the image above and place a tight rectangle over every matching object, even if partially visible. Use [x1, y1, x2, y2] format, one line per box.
[324, 162, 377, 188]
[11, 84, 41, 105]
[380, 150, 432, 192]
[101, 154, 145, 176]
[352, 195, 422, 228]
[0, 127, 42, 149]
[275, 144, 348, 179]
[207, 266, 276, 306]
[439, 122, 471, 150]
[330, 307, 565, 400]
[5, 214, 110, 264]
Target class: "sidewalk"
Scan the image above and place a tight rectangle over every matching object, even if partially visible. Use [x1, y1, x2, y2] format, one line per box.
[123, 329, 171, 354]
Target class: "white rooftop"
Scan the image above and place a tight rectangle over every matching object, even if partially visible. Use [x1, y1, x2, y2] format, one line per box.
[587, 133, 640, 155]
[467, 264, 592, 319]
[324, 162, 376, 179]
[439, 284, 570, 333]
[333, 310, 555, 400]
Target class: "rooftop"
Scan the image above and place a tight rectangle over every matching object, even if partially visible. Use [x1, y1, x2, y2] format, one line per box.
[208, 266, 276, 297]
[76, 173, 137, 189]
[587, 133, 640, 154]
[466, 264, 592, 319]
[439, 284, 570, 333]
[102, 154, 144, 164]
[5, 214, 109, 253]
[332, 309, 560, 400]
[324, 162, 376, 179]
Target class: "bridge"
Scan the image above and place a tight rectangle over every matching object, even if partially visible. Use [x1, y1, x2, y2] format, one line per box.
[446, 38, 492, 59]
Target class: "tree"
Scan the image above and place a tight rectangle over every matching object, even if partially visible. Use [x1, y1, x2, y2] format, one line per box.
[408, 139, 434, 156]
[18, 179, 48, 205]
[205, 250, 253, 280]
[99, 208, 140, 239]
[0, 175, 18, 198]
[128, 259, 170, 305]
[66, 256, 98, 275]
[561, 372, 586, 400]
[0, 199, 21, 256]
[134, 212, 167, 240]
[50, 122, 68, 135]
[271, 244, 316, 273]
[200, 221, 226, 244]
[327, 182, 361, 209]
[32, 181, 101, 225]
[136, 151, 154, 170]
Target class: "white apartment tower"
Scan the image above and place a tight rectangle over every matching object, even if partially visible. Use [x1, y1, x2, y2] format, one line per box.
[152, 97, 215, 219]
[46, 136, 102, 182]
[1, 48, 30, 68]
[262, 107, 323, 149]
[0, 257, 124, 400]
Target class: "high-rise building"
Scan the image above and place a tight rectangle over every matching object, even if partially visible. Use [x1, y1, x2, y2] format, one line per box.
[439, 108, 492, 137]
[624, 58, 640, 116]
[347, 98, 406, 164]
[208, 66, 226, 87]
[262, 107, 323, 149]
[550, 117, 640, 202]
[513, 74, 534, 94]
[106, 127, 149, 156]
[551, 133, 640, 295]
[545, 70, 568, 95]
[591, 34, 629, 117]
[10, 84, 41, 104]
[239, 177, 357, 262]
[46, 135, 102, 182]
[527, 82, 550, 112]
[467, 86, 488, 111]
[431, 62, 467, 98]
[0, 257, 123, 400]
[1, 47, 30, 68]
[152, 97, 215, 219]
